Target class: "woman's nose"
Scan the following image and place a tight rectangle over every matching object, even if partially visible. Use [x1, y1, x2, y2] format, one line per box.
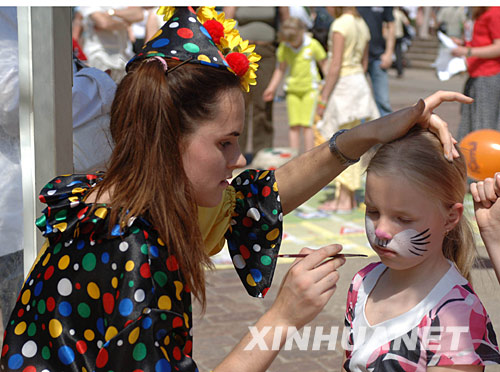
[233, 152, 247, 169]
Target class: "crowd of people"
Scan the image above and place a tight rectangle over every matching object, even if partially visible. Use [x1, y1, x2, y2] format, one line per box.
[0, 5, 500, 372]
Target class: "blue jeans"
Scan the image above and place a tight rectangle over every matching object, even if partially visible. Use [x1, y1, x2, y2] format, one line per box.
[368, 59, 392, 117]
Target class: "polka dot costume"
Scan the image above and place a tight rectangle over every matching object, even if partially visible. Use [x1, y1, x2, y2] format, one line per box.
[1, 170, 282, 371]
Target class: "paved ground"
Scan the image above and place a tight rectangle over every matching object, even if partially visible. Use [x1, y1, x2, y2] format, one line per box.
[192, 68, 500, 371]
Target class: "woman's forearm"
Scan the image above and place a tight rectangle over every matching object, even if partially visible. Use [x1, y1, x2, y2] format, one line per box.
[469, 40, 500, 59]
[213, 311, 286, 372]
[276, 102, 426, 215]
[453, 40, 500, 59]
[483, 236, 500, 283]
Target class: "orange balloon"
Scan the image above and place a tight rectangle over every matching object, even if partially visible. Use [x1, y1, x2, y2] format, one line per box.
[459, 129, 500, 180]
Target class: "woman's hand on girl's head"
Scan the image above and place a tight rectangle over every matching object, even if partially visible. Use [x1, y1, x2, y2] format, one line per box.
[366, 91, 471, 162]
[419, 91, 473, 161]
[269, 244, 346, 330]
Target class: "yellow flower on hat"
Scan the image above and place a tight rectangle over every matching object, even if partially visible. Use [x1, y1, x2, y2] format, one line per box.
[157, 6, 175, 22]
[243, 53, 261, 92]
[194, 6, 261, 92]
[219, 31, 261, 92]
[154, 6, 261, 92]
[196, 6, 217, 21]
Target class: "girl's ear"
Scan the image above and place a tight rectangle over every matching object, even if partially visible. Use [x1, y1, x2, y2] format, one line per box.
[444, 203, 464, 232]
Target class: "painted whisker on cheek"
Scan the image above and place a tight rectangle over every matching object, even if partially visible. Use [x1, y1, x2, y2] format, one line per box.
[408, 249, 423, 256]
[410, 228, 431, 242]
[408, 228, 431, 255]
[411, 246, 428, 252]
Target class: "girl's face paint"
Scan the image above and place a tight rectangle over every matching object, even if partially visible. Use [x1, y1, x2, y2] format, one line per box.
[364, 172, 448, 268]
[366, 218, 431, 259]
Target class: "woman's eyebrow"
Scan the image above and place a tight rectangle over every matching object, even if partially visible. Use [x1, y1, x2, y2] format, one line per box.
[225, 131, 240, 137]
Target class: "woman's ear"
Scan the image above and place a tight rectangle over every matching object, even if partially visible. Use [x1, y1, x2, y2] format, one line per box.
[444, 203, 464, 231]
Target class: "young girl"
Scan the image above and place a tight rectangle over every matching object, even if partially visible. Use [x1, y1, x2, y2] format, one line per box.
[344, 128, 500, 371]
[263, 17, 327, 153]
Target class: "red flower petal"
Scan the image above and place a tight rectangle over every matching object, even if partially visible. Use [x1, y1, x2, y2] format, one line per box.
[226, 53, 249, 77]
[204, 19, 224, 44]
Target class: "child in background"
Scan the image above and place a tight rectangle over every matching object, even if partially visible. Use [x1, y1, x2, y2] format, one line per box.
[344, 128, 500, 371]
[263, 17, 327, 153]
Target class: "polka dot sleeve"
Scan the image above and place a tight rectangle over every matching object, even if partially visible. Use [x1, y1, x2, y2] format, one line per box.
[0, 174, 198, 372]
[225, 169, 283, 298]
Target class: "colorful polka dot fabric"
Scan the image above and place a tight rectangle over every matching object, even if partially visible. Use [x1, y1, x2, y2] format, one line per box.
[126, 6, 229, 73]
[0, 169, 282, 371]
[225, 170, 282, 298]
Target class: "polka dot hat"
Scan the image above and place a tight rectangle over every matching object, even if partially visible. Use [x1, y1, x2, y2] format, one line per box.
[126, 6, 261, 92]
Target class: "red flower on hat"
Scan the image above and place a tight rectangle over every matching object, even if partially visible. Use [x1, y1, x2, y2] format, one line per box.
[226, 52, 249, 77]
[204, 19, 225, 44]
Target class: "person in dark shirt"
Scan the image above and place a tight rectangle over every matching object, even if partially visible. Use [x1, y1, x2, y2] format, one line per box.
[357, 7, 395, 116]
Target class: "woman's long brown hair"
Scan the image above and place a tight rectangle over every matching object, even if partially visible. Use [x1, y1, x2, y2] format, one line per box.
[366, 128, 476, 282]
[92, 59, 241, 309]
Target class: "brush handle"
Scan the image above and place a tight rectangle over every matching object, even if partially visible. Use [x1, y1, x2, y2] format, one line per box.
[274, 253, 367, 258]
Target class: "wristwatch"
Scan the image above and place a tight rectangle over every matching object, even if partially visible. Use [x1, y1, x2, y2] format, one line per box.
[328, 129, 360, 167]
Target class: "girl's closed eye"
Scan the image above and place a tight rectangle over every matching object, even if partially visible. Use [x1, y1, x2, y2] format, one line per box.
[398, 216, 413, 224]
[220, 141, 231, 148]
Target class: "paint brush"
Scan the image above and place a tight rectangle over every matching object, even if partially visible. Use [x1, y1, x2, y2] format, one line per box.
[274, 253, 368, 258]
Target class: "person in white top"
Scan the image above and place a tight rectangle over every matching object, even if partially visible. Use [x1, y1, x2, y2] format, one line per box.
[79, 6, 143, 83]
[343, 128, 500, 371]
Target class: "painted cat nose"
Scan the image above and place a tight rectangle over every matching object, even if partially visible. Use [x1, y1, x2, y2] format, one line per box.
[375, 229, 392, 240]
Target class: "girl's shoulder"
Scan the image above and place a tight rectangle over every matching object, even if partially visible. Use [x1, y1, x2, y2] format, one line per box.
[431, 279, 486, 320]
[424, 265, 492, 330]
[349, 262, 383, 292]
[425, 277, 500, 365]
[355, 262, 382, 280]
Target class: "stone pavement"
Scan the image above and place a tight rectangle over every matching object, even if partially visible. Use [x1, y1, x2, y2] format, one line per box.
[192, 68, 500, 371]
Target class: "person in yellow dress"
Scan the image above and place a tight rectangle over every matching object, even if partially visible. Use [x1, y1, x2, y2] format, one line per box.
[316, 7, 380, 213]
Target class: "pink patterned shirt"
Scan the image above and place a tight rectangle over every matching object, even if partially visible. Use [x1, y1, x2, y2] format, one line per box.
[344, 262, 500, 371]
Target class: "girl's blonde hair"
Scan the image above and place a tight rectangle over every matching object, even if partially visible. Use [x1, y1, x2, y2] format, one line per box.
[278, 17, 305, 44]
[366, 128, 476, 282]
